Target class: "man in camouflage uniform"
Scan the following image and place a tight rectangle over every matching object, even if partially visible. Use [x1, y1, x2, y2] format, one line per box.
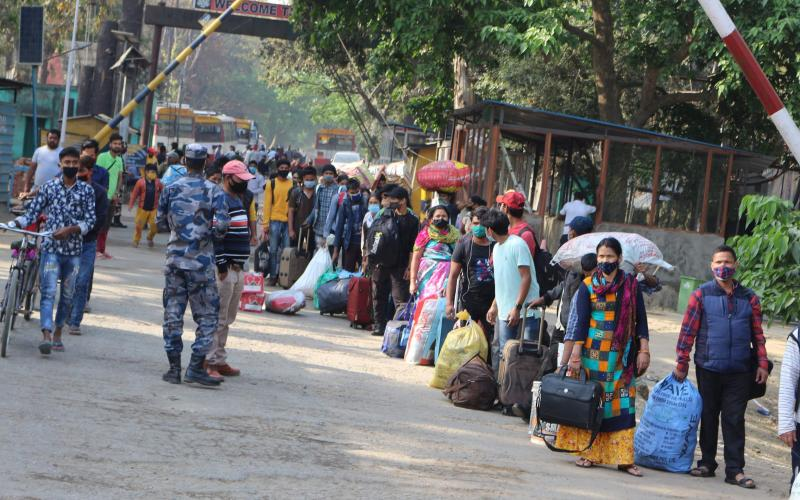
[156, 144, 230, 386]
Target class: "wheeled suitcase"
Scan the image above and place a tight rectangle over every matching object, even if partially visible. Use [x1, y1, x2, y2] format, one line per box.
[278, 228, 311, 289]
[347, 277, 373, 328]
[497, 304, 549, 409]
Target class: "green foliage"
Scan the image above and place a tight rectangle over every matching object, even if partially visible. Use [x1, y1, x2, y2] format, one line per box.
[728, 195, 800, 324]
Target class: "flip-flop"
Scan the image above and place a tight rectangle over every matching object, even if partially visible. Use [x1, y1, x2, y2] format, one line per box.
[618, 465, 643, 477]
[38, 341, 52, 355]
[51, 341, 64, 352]
[725, 476, 755, 489]
[575, 458, 594, 468]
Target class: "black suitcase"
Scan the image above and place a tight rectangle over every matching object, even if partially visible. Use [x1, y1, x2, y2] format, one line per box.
[497, 304, 549, 409]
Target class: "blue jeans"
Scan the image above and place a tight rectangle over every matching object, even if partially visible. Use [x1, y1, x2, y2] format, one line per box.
[39, 252, 80, 333]
[497, 316, 541, 354]
[267, 220, 290, 278]
[68, 241, 97, 327]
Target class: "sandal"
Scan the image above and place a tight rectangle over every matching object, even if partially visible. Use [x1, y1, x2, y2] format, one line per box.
[618, 464, 643, 477]
[690, 466, 715, 478]
[575, 458, 594, 468]
[51, 341, 64, 352]
[38, 341, 52, 355]
[725, 475, 755, 489]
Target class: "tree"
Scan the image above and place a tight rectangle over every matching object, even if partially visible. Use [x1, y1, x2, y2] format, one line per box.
[728, 195, 800, 324]
[293, 0, 800, 156]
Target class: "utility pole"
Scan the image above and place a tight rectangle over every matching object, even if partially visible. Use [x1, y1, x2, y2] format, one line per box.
[59, 0, 81, 146]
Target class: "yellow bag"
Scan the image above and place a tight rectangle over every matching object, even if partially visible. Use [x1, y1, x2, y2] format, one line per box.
[429, 311, 489, 389]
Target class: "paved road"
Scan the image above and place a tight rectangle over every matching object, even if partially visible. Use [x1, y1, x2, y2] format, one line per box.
[0, 222, 788, 498]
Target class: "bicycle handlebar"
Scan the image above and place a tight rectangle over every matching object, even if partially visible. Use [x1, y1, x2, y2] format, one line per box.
[0, 223, 53, 238]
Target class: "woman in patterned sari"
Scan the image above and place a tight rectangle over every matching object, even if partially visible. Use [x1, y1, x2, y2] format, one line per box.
[409, 205, 459, 302]
[556, 237, 650, 476]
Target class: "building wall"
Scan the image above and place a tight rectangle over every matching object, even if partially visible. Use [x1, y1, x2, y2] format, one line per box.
[527, 214, 722, 311]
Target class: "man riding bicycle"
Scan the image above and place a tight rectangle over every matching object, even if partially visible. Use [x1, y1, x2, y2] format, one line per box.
[6, 146, 96, 355]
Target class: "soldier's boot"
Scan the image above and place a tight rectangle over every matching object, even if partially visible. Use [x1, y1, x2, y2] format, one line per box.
[184, 353, 222, 386]
[162, 353, 182, 384]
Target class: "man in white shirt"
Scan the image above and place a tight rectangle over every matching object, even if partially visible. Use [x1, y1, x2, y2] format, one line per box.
[24, 129, 63, 192]
[559, 191, 596, 244]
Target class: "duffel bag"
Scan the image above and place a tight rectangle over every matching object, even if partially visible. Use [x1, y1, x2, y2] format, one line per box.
[442, 354, 496, 411]
[317, 278, 351, 315]
[536, 366, 604, 452]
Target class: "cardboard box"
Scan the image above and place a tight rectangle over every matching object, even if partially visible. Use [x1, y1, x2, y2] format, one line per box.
[239, 292, 265, 313]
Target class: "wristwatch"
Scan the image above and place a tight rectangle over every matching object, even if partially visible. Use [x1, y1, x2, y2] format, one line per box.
[515, 303, 523, 311]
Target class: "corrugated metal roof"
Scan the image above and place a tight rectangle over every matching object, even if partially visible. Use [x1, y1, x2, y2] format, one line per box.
[453, 100, 776, 171]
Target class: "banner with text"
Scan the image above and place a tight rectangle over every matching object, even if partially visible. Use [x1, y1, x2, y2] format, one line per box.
[193, 0, 292, 20]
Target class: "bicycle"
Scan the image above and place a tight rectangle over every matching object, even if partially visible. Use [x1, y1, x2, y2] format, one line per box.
[10, 201, 44, 324]
[0, 223, 51, 358]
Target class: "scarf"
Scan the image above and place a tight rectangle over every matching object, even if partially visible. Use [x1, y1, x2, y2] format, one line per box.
[591, 269, 638, 382]
[415, 222, 460, 251]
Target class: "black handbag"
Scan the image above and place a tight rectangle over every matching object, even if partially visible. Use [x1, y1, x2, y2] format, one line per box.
[748, 349, 774, 400]
[536, 366, 605, 453]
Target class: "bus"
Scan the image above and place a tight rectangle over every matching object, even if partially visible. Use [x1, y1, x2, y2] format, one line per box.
[152, 104, 195, 149]
[235, 119, 257, 147]
[193, 111, 238, 152]
[314, 128, 356, 166]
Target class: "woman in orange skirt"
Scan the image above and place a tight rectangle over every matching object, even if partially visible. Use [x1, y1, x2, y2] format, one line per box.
[556, 237, 650, 476]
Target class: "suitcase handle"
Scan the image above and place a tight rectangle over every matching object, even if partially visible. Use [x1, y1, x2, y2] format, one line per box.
[517, 303, 547, 356]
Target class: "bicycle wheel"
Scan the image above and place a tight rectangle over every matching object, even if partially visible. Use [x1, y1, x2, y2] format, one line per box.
[1, 268, 21, 358]
[22, 257, 39, 321]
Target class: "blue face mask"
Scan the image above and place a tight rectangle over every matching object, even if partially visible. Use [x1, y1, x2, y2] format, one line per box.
[303, 180, 317, 189]
[486, 231, 496, 243]
[350, 193, 362, 202]
[472, 225, 487, 239]
[368, 203, 380, 214]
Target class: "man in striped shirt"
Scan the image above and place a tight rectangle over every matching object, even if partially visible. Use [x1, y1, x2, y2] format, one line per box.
[206, 160, 254, 380]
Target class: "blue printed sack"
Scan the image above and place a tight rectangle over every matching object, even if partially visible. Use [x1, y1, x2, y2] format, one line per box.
[634, 374, 702, 473]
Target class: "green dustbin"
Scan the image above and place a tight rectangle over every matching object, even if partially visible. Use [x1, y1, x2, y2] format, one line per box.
[677, 276, 704, 313]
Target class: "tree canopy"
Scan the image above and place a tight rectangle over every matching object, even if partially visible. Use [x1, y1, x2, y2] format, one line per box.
[292, 0, 800, 156]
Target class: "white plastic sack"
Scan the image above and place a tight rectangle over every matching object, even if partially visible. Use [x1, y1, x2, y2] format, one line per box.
[791, 469, 800, 499]
[404, 298, 439, 365]
[291, 248, 332, 297]
[551, 232, 674, 272]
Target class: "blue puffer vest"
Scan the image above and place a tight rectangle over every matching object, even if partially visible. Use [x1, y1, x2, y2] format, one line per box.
[695, 280, 754, 373]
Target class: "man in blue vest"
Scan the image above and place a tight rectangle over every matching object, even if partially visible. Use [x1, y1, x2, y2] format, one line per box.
[673, 245, 769, 489]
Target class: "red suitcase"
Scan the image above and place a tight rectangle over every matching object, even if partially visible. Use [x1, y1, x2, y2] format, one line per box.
[347, 277, 373, 329]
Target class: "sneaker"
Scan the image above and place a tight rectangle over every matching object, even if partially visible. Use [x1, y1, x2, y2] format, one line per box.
[68, 325, 81, 336]
[147, 240, 154, 248]
[133, 241, 139, 248]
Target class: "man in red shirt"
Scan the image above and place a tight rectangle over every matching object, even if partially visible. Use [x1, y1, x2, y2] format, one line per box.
[496, 191, 537, 258]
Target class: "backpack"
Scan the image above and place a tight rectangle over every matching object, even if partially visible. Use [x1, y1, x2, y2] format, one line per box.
[518, 225, 561, 296]
[366, 211, 401, 267]
[442, 354, 497, 411]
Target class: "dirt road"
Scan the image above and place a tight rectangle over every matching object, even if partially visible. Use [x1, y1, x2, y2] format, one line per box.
[0, 223, 791, 498]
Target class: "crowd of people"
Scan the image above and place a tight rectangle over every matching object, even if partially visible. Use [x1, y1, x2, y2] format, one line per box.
[10, 131, 800, 491]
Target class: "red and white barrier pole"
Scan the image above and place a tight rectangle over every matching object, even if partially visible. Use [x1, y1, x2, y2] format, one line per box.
[698, 0, 800, 161]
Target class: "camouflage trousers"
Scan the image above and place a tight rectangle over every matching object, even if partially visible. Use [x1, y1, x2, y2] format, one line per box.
[162, 266, 220, 355]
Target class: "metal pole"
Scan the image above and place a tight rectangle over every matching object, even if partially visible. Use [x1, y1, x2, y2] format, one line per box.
[174, 61, 186, 143]
[93, 0, 247, 144]
[698, 0, 800, 162]
[140, 20, 164, 146]
[59, 0, 81, 147]
[31, 66, 38, 150]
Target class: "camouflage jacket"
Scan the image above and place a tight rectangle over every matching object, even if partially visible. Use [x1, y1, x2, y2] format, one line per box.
[156, 172, 230, 270]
